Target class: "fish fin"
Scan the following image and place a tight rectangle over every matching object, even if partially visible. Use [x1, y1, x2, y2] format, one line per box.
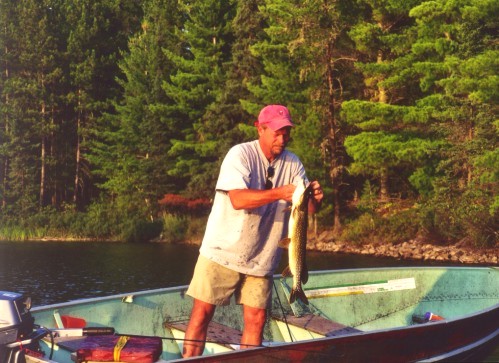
[289, 287, 309, 305]
[278, 237, 291, 248]
[281, 266, 292, 277]
[303, 263, 309, 285]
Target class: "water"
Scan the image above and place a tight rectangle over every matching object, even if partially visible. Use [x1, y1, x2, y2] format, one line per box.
[0, 240, 453, 305]
[0, 241, 497, 361]
[0, 241, 201, 305]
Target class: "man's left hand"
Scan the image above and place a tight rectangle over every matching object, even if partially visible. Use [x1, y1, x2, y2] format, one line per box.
[308, 181, 323, 212]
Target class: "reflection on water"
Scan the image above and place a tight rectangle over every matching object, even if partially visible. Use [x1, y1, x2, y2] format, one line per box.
[0, 241, 496, 361]
[0, 240, 464, 305]
[0, 241, 201, 305]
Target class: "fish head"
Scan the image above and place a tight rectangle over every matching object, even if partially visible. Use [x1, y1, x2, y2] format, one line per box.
[292, 179, 312, 208]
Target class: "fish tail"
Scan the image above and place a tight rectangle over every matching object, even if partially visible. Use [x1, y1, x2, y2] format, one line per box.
[289, 286, 309, 305]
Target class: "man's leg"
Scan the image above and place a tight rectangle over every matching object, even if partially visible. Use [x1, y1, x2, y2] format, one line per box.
[241, 305, 266, 349]
[183, 299, 216, 357]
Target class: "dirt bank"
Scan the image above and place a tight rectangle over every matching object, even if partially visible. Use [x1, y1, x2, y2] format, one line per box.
[308, 231, 498, 265]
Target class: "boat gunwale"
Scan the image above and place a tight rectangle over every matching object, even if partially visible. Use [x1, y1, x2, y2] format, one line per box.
[31, 266, 498, 312]
[30, 284, 190, 312]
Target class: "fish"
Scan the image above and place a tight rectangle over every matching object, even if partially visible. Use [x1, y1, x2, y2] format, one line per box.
[279, 179, 313, 305]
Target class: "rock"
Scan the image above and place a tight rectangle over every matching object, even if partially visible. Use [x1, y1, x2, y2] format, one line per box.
[305, 233, 497, 266]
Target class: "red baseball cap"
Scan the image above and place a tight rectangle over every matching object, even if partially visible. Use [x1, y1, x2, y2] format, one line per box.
[256, 105, 294, 130]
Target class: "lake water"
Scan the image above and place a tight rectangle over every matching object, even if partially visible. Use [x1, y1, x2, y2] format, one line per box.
[0, 240, 461, 305]
[0, 241, 497, 361]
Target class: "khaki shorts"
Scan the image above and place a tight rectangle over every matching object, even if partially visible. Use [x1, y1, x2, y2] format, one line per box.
[186, 255, 273, 309]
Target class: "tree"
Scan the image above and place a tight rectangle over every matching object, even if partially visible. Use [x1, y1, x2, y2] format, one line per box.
[0, 0, 16, 210]
[163, 0, 238, 196]
[343, 0, 430, 201]
[188, 0, 268, 192]
[66, 0, 143, 210]
[407, 0, 498, 244]
[248, 0, 364, 232]
[91, 0, 183, 219]
[0, 0, 63, 215]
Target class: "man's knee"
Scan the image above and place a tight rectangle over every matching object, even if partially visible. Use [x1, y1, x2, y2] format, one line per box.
[243, 306, 266, 328]
[190, 299, 216, 323]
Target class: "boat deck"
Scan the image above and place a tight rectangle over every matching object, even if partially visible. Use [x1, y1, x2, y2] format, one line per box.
[165, 320, 243, 350]
[272, 313, 362, 337]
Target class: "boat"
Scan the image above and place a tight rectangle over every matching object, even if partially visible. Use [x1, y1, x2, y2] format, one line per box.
[2, 266, 498, 362]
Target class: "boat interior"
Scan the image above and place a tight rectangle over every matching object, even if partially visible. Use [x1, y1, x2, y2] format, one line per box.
[25, 267, 498, 362]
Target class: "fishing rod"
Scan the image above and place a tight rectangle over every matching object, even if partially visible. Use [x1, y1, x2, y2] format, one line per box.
[273, 280, 295, 342]
[41, 324, 262, 348]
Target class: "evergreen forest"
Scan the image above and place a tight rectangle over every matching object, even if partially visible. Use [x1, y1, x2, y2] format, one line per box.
[0, 0, 497, 247]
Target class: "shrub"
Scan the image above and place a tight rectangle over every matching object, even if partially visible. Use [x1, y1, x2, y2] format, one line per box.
[377, 209, 420, 245]
[340, 207, 420, 246]
[160, 213, 188, 243]
[420, 188, 498, 247]
[185, 216, 208, 243]
[122, 219, 163, 243]
[81, 200, 119, 238]
[340, 213, 379, 244]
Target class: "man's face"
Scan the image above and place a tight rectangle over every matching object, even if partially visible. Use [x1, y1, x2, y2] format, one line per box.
[258, 126, 292, 159]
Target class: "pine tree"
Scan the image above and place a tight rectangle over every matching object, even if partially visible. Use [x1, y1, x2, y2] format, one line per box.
[189, 0, 267, 192]
[407, 0, 498, 244]
[90, 0, 183, 219]
[0, 0, 64, 215]
[247, 0, 365, 232]
[342, 0, 434, 201]
[0, 0, 16, 211]
[162, 0, 238, 196]
[65, 0, 143, 210]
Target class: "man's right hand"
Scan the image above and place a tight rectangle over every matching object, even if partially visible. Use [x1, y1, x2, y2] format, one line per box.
[278, 184, 296, 203]
[228, 184, 296, 210]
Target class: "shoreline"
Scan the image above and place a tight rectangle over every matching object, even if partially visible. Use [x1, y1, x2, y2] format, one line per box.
[4, 234, 497, 266]
[176, 234, 498, 266]
[307, 232, 498, 265]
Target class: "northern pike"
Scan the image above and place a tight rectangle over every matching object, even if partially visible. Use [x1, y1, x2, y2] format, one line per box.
[279, 179, 313, 305]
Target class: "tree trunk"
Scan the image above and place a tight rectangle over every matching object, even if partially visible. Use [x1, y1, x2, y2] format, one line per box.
[377, 49, 389, 201]
[380, 167, 389, 201]
[2, 38, 9, 209]
[50, 104, 58, 207]
[40, 102, 46, 209]
[73, 88, 82, 209]
[325, 40, 343, 234]
[2, 158, 7, 209]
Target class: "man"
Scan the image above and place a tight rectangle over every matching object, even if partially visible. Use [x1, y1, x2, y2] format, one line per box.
[183, 105, 323, 357]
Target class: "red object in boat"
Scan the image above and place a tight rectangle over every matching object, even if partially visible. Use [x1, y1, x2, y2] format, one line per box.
[61, 315, 86, 328]
[76, 335, 162, 363]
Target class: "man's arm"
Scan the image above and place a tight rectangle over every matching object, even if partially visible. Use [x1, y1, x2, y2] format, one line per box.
[228, 180, 323, 211]
[228, 185, 295, 210]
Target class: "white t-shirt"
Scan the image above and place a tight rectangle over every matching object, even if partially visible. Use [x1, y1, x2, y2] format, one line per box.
[199, 140, 308, 276]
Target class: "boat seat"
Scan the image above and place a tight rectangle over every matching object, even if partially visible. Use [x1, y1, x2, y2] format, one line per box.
[165, 320, 243, 350]
[272, 313, 361, 337]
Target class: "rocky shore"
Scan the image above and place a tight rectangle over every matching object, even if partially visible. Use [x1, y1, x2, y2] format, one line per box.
[308, 231, 498, 265]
